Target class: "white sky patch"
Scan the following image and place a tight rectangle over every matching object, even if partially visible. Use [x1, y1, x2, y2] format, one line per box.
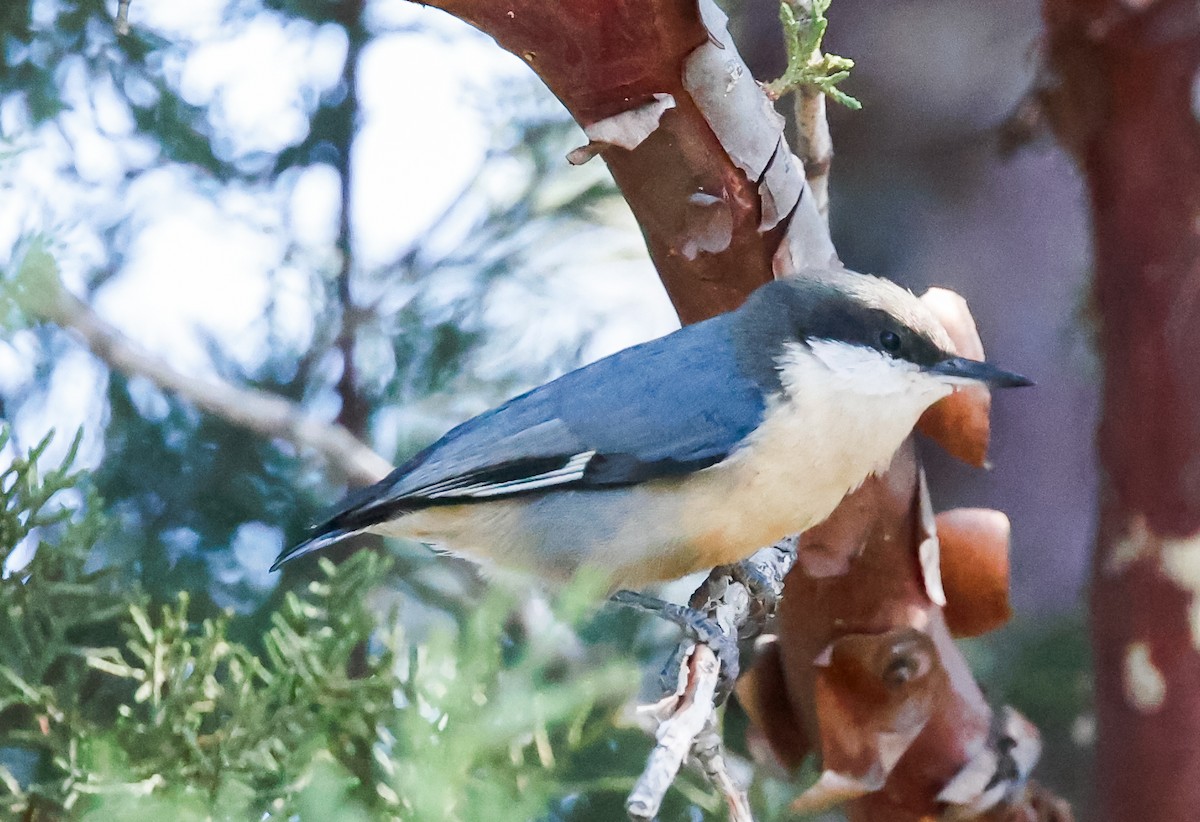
[477, 242, 676, 379]
[92, 192, 282, 375]
[353, 31, 527, 266]
[3, 529, 38, 579]
[0, 329, 38, 395]
[12, 348, 108, 469]
[231, 520, 283, 590]
[287, 163, 342, 252]
[118, 0, 230, 42]
[181, 16, 348, 157]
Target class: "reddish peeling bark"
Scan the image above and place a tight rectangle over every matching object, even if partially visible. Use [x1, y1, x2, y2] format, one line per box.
[739, 296, 1061, 821]
[1043, 2, 1200, 819]
[416, 0, 1064, 816]
[748, 444, 993, 821]
[429, 0, 814, 323]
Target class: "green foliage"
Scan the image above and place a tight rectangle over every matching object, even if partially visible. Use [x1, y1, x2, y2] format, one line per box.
[766, 0, 861, 109]
[0, 238, 62, 330]
[0, 430, 645, 820]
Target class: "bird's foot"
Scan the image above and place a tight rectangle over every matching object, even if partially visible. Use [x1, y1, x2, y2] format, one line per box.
[610, 590, 740, 702]
[725, 560, 781, 624]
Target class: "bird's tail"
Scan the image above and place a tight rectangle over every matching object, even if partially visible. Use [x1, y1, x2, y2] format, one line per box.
[270, 526, 359, 571]
[272, 469, 419, 571]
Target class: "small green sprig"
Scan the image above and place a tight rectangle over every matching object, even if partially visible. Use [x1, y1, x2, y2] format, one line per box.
[765, 0, 862, 110]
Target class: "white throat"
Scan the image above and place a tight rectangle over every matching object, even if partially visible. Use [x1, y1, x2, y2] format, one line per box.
[774, 339, 954, 472]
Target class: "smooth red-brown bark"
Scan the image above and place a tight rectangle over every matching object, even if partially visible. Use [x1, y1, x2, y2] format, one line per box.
[1043, 1, 1200, 819]
[416, 0, 1062, 816]
[431, 0, 783, 323]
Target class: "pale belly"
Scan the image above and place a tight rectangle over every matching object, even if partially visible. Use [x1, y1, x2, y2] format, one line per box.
[372, 442, 877, 589]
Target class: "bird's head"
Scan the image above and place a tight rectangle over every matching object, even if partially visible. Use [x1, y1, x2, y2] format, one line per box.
[734, 268, 1032, 408]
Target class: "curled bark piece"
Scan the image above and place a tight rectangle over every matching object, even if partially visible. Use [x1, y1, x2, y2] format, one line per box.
[937, 508, 1013, 639]
[917, 287, 993, 467]
[683, 2, 785, 181]
[566, 93, 677, 165]
[758, 140, 806, 232]
[680, 193, 735, 260]
[938, 707, 1042, 820]
[793, 628, 943, 815]
[791, 768, 884, 815]
[917, 464, 949, 607]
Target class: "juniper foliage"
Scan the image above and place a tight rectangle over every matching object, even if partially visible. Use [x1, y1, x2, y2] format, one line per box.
[0, 430, 650, 821]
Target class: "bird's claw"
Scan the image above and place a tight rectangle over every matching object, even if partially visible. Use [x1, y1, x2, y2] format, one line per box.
[610, 590, 741, 702]
[726, 561, 781, 624]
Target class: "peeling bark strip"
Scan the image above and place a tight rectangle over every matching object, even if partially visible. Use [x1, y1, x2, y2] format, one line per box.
[414, 0, 1063, 817]
[427, 0, 834, 324]
[741, 443, 1050, 822]
[1042, 0, 1200, 818]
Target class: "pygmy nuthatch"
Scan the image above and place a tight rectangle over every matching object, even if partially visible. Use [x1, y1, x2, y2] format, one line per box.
[273, 268, 1030, 588]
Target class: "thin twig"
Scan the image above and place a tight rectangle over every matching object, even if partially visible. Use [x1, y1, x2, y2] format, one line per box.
[692, 714, 754, 822]
[115, 0, 132, 36]
[42, 288, 393, 486]
[786, 0, 834, 225]
[626, 539, 798, 820]
[627, 645, 720, 820]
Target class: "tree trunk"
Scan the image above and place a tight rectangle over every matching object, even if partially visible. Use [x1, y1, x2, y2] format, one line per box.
[418, 0, 1067, 818]
[1043, 1, 1200, 819]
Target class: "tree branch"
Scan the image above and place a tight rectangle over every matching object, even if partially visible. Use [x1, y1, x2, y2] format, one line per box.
[41, 287, 392, 487]
[626, 645, 722, 820]
[427, 0, 836, 323]
[626, 540, 796, 820]
[782, 0, 835, 224]
[115, 0, 132, 36]
[413, 0, 1066, 818]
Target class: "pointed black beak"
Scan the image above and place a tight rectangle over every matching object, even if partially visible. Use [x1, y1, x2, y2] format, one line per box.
[928, 357, 1034, 388]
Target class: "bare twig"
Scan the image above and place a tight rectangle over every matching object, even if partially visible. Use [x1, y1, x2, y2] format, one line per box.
[42, 288, 392, 486]
[627, 540, 798, 820]
[793, 84, 833, 224]
[692, 714, 755, 822]
[627, 644, 720, 820]
[784, 0, 836, 224]
[115, 0, 132, 36]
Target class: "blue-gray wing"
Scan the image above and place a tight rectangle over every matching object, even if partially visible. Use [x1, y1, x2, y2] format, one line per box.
[321, 314, 766, 531]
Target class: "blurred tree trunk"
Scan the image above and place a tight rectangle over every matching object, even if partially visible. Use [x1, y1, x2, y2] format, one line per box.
[333, 0, 369, 440]
[1043, 1, 1200, 819]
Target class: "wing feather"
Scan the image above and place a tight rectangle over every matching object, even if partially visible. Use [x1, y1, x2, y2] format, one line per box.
[303, 314, 768, 540]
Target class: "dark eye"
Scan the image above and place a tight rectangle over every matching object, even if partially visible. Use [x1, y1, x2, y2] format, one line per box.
[879, 330, 902, 355]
